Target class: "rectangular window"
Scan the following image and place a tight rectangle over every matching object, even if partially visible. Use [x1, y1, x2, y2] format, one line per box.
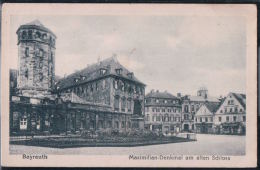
[121, 98, 126, 112]
[162, 109, 165, 112]
[226, 116, 229, 122]
[153, 116, 156, 122]
[20, 117, 27, 130]
[127, 99, 131, 111]
[219, 117, 222, 122]
[121, 121, 125, 128]
[152, 108, 155, 112]
[36, 117, 41, 130]
[233, 116, 237, 122]
[191, 105, 194, 112]
[114, 96, 120, 111]
[200, 117, 202, 122]
[184, 105, 189, 112]
[205, 117, 208, 122]
[210, 117, 213, 122]
[243, 116, 246, 122]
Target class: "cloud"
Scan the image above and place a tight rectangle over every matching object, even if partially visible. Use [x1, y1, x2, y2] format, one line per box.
[9, 15, 246, 97]
[117, 54, 145, 71]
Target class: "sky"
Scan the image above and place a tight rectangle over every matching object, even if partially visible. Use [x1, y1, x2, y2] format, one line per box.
[10, 15, 246, 97]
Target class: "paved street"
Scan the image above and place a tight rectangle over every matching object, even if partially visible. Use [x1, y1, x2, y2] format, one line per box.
[10, 134, 245, 156]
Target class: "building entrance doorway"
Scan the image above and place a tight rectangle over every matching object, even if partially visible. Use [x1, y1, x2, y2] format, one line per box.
[184, 124, 189, 131]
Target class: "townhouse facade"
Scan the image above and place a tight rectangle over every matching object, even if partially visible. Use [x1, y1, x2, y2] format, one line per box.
[144, 90, 182, 135]
[194, 102, 219, 133]
[213, 93, 246, 135]
[181, 87, 220, 132]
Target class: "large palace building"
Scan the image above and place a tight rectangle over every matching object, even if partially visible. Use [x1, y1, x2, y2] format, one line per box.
[9, 20, 145, 136]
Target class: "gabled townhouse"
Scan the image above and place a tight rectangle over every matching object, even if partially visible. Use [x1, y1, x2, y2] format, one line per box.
[181, 87, 220, 132]
[194, 102, 219, 134]
[213, 92, 246, 135]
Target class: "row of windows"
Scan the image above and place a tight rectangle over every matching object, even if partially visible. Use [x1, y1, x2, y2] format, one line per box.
[220, 107, 243, 113]
[72, 69, 134, 84]
[96, 120, 131, 129]
[20, 30, 55, 45]
[19, 117, 41, 130]
[63, 79, 107, 93]
[147, 107, 180, 113]
[184, 104, 200, 113]
[145, 98, 179, 104]
[184, 114, 194, 120]
[113, 79, 144, 95]
[194, 115, 246, 123]
[227, 100, 234, 105]
[114, 96, 132, 112]
[218, 116, 246, 122]
[145, 114, 181, 122]
[195, 117, 213, 123]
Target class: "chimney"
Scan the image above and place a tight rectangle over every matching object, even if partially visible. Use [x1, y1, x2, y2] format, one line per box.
[156, 90, 159, 93]
[177, 93, 181, 98]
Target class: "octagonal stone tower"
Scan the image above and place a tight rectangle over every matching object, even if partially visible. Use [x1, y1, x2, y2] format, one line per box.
[16, 20, 56, 97]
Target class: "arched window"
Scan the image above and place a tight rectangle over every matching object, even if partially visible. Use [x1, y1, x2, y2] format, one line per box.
[28, 30, 33, 39]
[22, 31, 27, 39]
[35, 31, 41, 39]
[42, 33, 47, 40]
[121, 97, 126, 112]
[114, 96, 120, 111]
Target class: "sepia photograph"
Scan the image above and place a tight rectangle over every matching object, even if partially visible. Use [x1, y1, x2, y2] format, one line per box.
[1, 4, 257, 167]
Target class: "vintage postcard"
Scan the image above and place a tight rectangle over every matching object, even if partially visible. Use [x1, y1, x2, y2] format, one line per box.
[1, 3, 257, 167]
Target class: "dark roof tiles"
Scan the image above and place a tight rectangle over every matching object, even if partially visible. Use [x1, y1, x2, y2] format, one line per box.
[231, 92, 246, 109]
[146, 91, 178, 99]
[56, 57, 145, 90]
[204, 102, 220, 113]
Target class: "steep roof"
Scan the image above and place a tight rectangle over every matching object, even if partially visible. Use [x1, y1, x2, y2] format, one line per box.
[25, 20, 45, 27]
[146, 91, 178, 99]
[232, 92, 246, 109]
[204, 102, 220, 113]
[17, 19, 56, 37]
[56, 56, 145, 90]
[187, 95, 220, 103]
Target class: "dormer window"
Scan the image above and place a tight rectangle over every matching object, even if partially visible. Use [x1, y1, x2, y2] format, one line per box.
[115, 68, 122, 75]
[74, 78, 79, 83]
[127, 72, 133, 78]
[80, 75, 86, 81]
[100, 68, 107, 75]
